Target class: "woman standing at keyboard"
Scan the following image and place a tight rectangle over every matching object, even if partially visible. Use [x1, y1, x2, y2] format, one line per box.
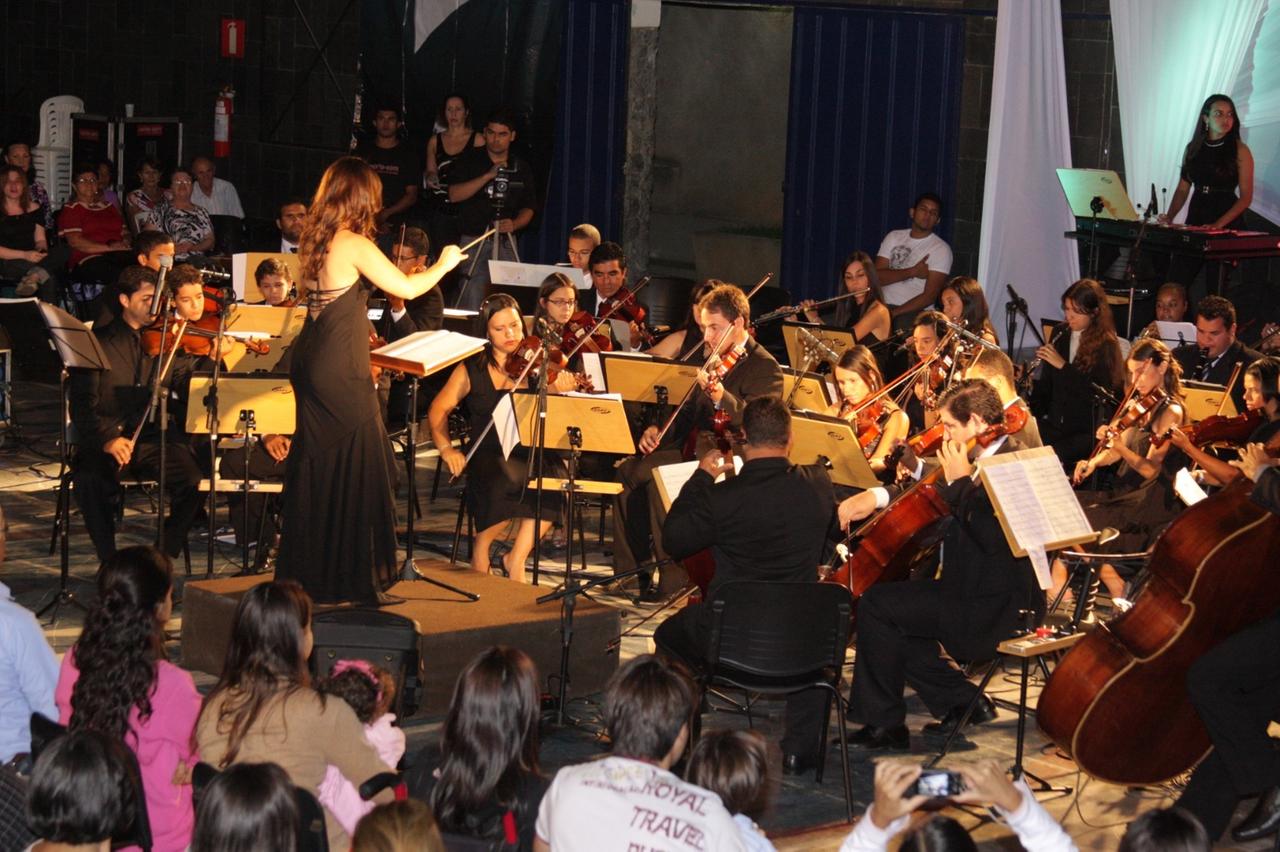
[1162, 94, 1254, 298]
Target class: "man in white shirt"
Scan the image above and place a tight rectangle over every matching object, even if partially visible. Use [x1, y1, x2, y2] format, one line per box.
[190, 156, 245, 218]
[535, 655, 747, 852]
[875, 193, 952, 332]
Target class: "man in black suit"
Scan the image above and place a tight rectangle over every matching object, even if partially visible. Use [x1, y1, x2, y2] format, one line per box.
[845, 379, 1044, 750]
[1174, 296, 1262, 412]
[655, 396, 838, 773]
[68, 266, 204, 561]
[613, 283, 784, 599]
[376, 226, 445, 426]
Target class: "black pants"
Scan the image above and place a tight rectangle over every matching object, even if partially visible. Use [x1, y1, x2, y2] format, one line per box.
[847, 581, 979, 728]
[218, 443, 286, 546]
[1176, 612, 1280, 840]
[654, 604, 830, 761]
[612, 449, 684, 593]
[73, 441, 204, 562]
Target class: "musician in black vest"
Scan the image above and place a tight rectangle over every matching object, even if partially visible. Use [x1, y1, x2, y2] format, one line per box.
[655, 396, 839, 774]
[845, 379, 1044, 750]
[612, 283, 784, 600]
[67, 266, 204, 562]
[1172, 296, 1261, 414]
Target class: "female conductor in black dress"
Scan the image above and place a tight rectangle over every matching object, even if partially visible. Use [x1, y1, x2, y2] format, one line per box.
[280, 157, 464, 605]
[1162, 94, 1254, 295]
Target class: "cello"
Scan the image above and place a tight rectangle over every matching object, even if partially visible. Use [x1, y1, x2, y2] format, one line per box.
[1037, 472, 1280, 785]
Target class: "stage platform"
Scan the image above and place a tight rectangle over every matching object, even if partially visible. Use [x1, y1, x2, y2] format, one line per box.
[180, 558, 622, 716]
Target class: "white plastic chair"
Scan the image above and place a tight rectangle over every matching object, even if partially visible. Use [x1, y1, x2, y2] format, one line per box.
[33, 95, 84, 207]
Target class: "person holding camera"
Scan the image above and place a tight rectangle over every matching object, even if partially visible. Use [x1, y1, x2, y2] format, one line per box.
[838, 759, 1076, 851]
[448, 107, 537, 310]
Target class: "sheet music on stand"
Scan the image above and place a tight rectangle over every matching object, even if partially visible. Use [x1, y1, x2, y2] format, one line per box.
[370, 330, 487, 377]
[975, 445, 1099, 590]
[652, 457, 745, 512]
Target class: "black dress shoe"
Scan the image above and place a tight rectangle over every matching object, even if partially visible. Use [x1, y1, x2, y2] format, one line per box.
[847, 724, 910, 751]
[1233, 786, 1280, 841]
[782, 753, 816, 776]
[922, 694, 998, 735]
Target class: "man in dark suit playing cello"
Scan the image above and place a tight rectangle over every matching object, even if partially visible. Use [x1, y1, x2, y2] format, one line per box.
[844, 379, 1044, 750]
[654, 396, 839, 775]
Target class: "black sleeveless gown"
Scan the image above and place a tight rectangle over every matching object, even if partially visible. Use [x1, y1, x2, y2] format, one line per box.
[276, 280, 399, 604]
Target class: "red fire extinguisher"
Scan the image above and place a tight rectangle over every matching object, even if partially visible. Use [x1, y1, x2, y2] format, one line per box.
[214, 86, 235, 158]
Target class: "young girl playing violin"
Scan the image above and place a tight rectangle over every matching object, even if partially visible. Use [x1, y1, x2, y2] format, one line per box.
[828, 345, 909, 473]
[1050, 338, 1186, 605]
[533, 272, 607, 378]
[429, 294, 568, 581]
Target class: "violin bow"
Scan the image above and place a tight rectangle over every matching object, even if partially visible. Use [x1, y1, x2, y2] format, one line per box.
[564, 276, 652, 361]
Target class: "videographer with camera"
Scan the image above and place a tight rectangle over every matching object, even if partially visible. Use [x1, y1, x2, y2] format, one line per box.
[838, 759, 1075, 851]
[448, 107, 537, 309]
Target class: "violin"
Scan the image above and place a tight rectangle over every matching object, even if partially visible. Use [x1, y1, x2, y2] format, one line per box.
[1151, 407, 1262, 450]
[1095, 387, 1167, 451]
[503, 336, 595, 392]
[141, 318, 270, 359]
[597, 287, 656, 348]
[560, 311, 613, 356]
[704, 341, 748, 393]
[838, 398, 886, 454]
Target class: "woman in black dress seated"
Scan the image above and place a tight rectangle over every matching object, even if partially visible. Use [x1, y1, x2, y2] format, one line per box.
[429, 294, 567, 581]
[277, 156, 464, 606]
[1031, 278, 1126, 469]
[0, 164, 57, 297]
[407, 646, 547, 850]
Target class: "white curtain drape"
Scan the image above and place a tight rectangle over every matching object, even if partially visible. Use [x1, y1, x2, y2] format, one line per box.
[1110, 0, 1265, 223]
[1232, 3, 1280, 224]
[978, 0, 1077, 351]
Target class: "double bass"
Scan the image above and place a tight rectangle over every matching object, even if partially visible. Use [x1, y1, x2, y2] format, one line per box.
[1037, 474, 1280, 785]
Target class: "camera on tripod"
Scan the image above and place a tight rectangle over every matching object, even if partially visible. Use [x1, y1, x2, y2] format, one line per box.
[486, 164, 524, 214]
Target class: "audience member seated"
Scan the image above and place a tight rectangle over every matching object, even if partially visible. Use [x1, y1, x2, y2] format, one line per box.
[56, 546, 201, 852]
[260, 198, 307, 253]
[190, 156, 245, 218]
[407, 646, 547, 850]
[152, 168, 214, 261]
[687, 730, 777, 852]
[1030, 278, 1126, 468]
[126, 156, 169, 234]
[253, 257, 296, 306]
[352, 799, 445, 852]
[315, 661, 404, 838]
[96, 158, 122, 213]
[25, 730, 138, 852]
[938, 275, 998, 344]
[565, 222, 600, 304]
[838, 759, 1075, 852]
[189, 762, 300, 852]
[449, 108, 537, 309]
[58, 162, 133, 297]
[195, 580, 395, 850]
[0, 164, 57, 298]
[1118, 807, 1210, 852]
[4, 141, 51, 229]
[0, 503, 59, 766]
[1172, 295, 1261, 413]
[875, 192, 953, 333]
[356, 106, 421, 232]
[534, 654, 746, 852]
[67, 267, 204, 562]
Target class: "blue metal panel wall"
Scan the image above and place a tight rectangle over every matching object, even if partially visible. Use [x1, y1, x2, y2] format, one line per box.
[525, 0, 628, 263]
[781, 7, 965, 301]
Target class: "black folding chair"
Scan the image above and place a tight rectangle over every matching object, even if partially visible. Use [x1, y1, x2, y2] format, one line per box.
[701, 580, 855, 821]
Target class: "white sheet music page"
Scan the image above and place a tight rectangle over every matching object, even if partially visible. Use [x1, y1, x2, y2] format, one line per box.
[493, 392, 521, 461]
[976, 446, 1093, 590]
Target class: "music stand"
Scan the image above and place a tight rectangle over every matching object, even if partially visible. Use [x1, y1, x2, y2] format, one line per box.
[1182, 380, 1239, 421]
[1056, 168, 1139, 280]
[781, 367, 834, 411]
[502, 391, 634, 724]
[598, 353, 700, 405]
[786, 410, 881, 490]
[0, 300, 110, 622]
[372, 330, 486, 600]
[781, 322, 854, 370]
[221, 304, 307, 372]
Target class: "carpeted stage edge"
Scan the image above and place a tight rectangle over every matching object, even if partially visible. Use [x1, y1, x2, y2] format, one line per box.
[180, 558, 622, 716]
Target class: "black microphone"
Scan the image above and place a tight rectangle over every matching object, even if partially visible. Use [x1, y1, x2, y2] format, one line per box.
[1005, 284, 1029, 312]
[149, 254, 173, 318]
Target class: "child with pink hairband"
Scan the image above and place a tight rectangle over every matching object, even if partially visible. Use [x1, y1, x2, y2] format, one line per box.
[315, 659, 404, 836]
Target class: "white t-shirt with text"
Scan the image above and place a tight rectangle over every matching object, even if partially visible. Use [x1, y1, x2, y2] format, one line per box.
[875, 228, 953, 306]
[535, 755, 747, 852]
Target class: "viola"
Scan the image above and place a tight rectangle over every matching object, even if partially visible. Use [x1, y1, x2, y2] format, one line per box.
[503, 336, 595, 392]
[598, 287, 656, 348]
[1151, 407, 1262, 450]
[824, 404, 1027, 609]
[560, 311, 613, 356]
